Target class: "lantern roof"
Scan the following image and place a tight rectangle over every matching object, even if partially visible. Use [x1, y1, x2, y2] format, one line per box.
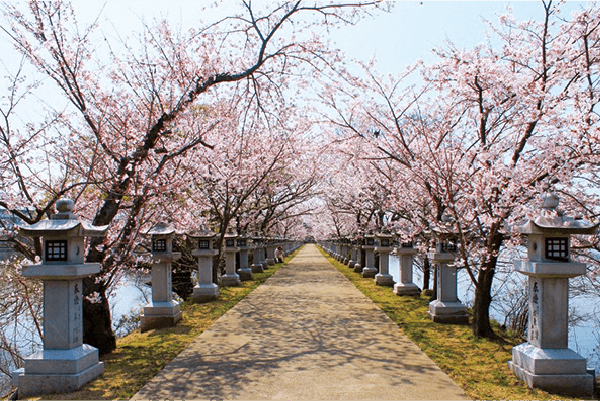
[376, 229, 393, 237]
[146, 222, 179, 237]
[224, 227, 238, 239]
[428, 213, 462, 239]
[517, 193, 599, 235]
[187, 226, 216, 238]
[18, 198, 108, 237]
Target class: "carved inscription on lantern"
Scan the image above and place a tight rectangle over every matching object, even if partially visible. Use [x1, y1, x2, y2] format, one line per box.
[72, 281, 82, 346]
[530, 280, 540, 342]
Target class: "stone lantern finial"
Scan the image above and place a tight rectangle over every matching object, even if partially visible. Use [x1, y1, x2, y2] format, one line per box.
[52, 198, 76, 220]
[541, 192, 560, 209]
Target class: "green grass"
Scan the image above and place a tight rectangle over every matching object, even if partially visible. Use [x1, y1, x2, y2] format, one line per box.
[318, 247, 595, 401]
[26, 252, 297, 400]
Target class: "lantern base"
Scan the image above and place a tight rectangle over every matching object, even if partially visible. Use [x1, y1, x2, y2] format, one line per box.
[509, 343, 593, 397]
[141, 300, 182, 332]
[393, 282, 421, 296]
[251, 263, 264, 273]
[221, 273, 241, 287]
[12, 345, 103, 398]
[237, 267, 253, 281]
[427, 300, 469, 324]
[374, 273, 395, 287]
[192, 283, 219, 303]
[362, 267, 377, 278]
[347, 259, 355, 268]
[353, 263, 363, 273]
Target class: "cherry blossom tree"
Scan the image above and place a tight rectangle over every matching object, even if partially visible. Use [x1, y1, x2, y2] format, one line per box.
[321, 1, 600, 339]
[1, 0, 387, 353]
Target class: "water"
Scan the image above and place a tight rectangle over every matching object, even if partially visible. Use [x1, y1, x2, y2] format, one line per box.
[108, 271, 152, 337]
[389, 255, 600, 373]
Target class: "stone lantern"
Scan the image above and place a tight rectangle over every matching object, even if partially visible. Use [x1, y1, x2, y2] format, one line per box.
[250, 233, 265, 273]
[393, 237, 421, 296]
[221, 228, 241, 286]
[507, 194, 598, 397]
[141, 222, 182, 332]
[353, 233, 365, 273]
[347, 238, 357, 269]
[265, 236, 276, 266]
[362, 232, 377, 278]
[190, 228, 219, 303]
[12, 198, 107, 397]
[341, 238, 349, 264]
[237, 232, 253, 281]
[374, 231, 395, 286]
[426, 215, 469, 324]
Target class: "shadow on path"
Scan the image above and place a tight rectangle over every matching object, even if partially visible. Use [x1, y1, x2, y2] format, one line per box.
[132, 245, 470, 400]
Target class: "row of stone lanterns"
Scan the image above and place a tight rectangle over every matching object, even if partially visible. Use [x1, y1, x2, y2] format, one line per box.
[11, 198, 301, 398]
[320, 194, 598, 397]
[322, 232, 421, 297]
[141, 225, 300, 332]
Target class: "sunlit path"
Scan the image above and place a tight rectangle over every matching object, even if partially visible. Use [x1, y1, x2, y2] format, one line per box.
[132, 244, 469, 400]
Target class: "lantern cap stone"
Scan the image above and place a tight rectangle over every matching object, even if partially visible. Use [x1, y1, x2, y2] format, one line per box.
[517, 193, 599, 235]
[18, 198, 108, 237]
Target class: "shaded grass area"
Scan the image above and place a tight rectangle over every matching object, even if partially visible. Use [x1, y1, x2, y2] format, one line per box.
[22, 250, 298, 401]
[318, 247, 588, 401]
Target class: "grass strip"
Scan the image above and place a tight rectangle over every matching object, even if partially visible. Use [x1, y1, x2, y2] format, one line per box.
[26, 251, 298, 400]
[318, 246, 584, 401]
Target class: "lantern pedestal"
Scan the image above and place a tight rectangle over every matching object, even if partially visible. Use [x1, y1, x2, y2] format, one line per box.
[362, 242, 377, 278]
[13, 273, 104, 398]
[394, 250, 420, 296]
[141, 253, 182, 332]
[265, 243, 276, 266]
[374, 239, 394, 287]
[427, 253, 468, 324]
[192, 248, 219, 303]
[508, 261, 594, 397]
[222, 248, 241, 287]
[192, 284, 219, 303]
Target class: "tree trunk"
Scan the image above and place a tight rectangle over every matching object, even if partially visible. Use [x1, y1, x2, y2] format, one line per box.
[423, 256, 431, 290]
[82, 236, 117, 355]
[429, 263, 437, 302]
[472, 267, 496, 338]
[472, 230, 504, 338]
[82, 276, 116, 354]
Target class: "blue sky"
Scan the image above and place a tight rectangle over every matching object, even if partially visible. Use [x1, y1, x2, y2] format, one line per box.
[0, 1, 591, 120]
[65, 1, 591, 75]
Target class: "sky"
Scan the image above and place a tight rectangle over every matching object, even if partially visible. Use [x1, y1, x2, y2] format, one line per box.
[62, 1, 592, 74]
[0, 1, 592, 125]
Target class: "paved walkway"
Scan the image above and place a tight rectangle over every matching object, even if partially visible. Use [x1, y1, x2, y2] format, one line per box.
[132, 244, 470, 400]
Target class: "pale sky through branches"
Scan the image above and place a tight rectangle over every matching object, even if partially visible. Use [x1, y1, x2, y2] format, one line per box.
[3, 2, 588, 67]
[66, 1, 591, 74]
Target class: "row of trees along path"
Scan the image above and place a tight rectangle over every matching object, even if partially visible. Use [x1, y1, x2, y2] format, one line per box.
[1, 0, 600, 380]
